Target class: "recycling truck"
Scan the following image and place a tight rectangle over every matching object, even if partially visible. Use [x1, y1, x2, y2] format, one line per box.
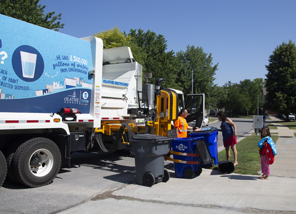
[0, 14, 205, 188]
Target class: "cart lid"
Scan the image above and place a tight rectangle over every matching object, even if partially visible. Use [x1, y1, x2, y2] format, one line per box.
[130, 134, 174, 143]
[171, 136, 204, 143]
[192, 127, 218, 134]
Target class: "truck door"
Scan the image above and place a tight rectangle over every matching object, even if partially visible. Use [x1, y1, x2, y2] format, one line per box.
[185, 94, 205, 128]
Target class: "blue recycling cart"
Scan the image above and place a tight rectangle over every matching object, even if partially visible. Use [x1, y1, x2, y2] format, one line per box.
[169, 136, 212, 178]
[189, 127, 218, 166]
[263, 115, 267, 127]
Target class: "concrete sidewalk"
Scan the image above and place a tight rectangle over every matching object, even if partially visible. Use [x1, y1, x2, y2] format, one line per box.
[268, 115, 296, 178]
[58, 117, 296, 214]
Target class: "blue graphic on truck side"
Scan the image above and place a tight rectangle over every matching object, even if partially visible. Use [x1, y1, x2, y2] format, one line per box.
[0, 88, 91, 113]
[0, 14, 93, 113]
[12, 45, 44, 82]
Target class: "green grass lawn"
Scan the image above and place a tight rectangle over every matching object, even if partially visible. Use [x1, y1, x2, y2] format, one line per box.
[267, 120, 296, 129]
[278, 121, 296, 129]
[227, 114, 271, 120]
[215, 134, 279, 175]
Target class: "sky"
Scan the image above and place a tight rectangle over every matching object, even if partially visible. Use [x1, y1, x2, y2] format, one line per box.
[42, 0, 296, 86]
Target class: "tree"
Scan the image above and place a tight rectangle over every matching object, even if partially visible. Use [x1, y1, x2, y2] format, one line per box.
[208, 85, 227, 111]
[176, 45, 219, 108]
[239, 79, 253, 114]
[0, 0, 64, 31]
[219, 82, 244, 115]
[265, 40, 296, 120]
[94, 27, 147, 72]
[129, 29, 179, 89]
[253, 78, 265, 114]
[240, 78, 264, 115]
[93, 26, 131, 49]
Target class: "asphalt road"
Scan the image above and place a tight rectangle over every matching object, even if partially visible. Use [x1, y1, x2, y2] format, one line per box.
[0, 118, 255, 214]
[207, 117, 254, 151]
[0, 150, 136, 214]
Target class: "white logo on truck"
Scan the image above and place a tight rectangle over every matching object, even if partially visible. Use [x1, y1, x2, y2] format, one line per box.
[64, 91, 79, 104]
[82, 92, 88, 99]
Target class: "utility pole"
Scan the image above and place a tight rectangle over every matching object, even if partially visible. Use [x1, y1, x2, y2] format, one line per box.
[192, 69, 194, 94]
[257, 91, 259, 115]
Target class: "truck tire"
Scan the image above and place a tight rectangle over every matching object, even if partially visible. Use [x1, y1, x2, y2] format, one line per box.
[0, 150, 7, 187]
[6, 153, 18, 183]
[12, 137, 61, 188]
[5, 139, 24, 183]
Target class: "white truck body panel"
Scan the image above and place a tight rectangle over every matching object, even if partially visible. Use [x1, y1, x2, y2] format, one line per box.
[0, 112, 70, 134]
[0, 14, 142, 131]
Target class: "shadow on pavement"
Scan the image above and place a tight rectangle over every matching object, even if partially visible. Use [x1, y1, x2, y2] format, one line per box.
[210, 169, 221, 175]
[60, 149, 137, 184]
[220, 174, 258, 180]
[210, 169, 258, 180]
[2, 179, 31, 190]
[103, 172, 136, 184]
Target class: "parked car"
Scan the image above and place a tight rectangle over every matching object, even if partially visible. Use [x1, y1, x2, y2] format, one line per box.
[189, 116, 209, 127]
[209, 110, 216, 115]
[289, 113, 295, 120]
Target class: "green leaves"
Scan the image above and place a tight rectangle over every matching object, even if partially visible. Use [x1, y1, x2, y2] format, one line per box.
[93, 27, 219, 103]
[265, 40, 296, 119]
[176, 45, 218, 108]
[128, 29, 178, 89]
[0, 0, 64, 31]
[215, 79, 264, 115]
[93, 27, 131, 49]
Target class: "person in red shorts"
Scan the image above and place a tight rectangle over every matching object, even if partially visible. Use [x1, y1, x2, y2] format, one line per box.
[217, 111, 238, 166]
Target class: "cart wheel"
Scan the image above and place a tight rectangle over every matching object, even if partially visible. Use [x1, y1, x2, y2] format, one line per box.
[162, 169, 170, 182]
[143, 172, 155, 187]
[195, 166, 202, 176]
[184, 168, 194, 179]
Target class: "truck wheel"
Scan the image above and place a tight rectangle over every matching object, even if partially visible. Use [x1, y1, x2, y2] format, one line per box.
[0, 150, 7, 187]
[12, 138, 61, 188]
[5, 139, 24, 183]
[6, 153, 18, 183]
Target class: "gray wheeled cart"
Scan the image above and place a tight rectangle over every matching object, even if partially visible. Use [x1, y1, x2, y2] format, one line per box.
[130, 134, 173, 187]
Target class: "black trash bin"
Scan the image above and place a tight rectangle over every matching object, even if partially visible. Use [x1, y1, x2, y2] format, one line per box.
[130, 134, 174, 187]
[218, 161, 235, 174]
